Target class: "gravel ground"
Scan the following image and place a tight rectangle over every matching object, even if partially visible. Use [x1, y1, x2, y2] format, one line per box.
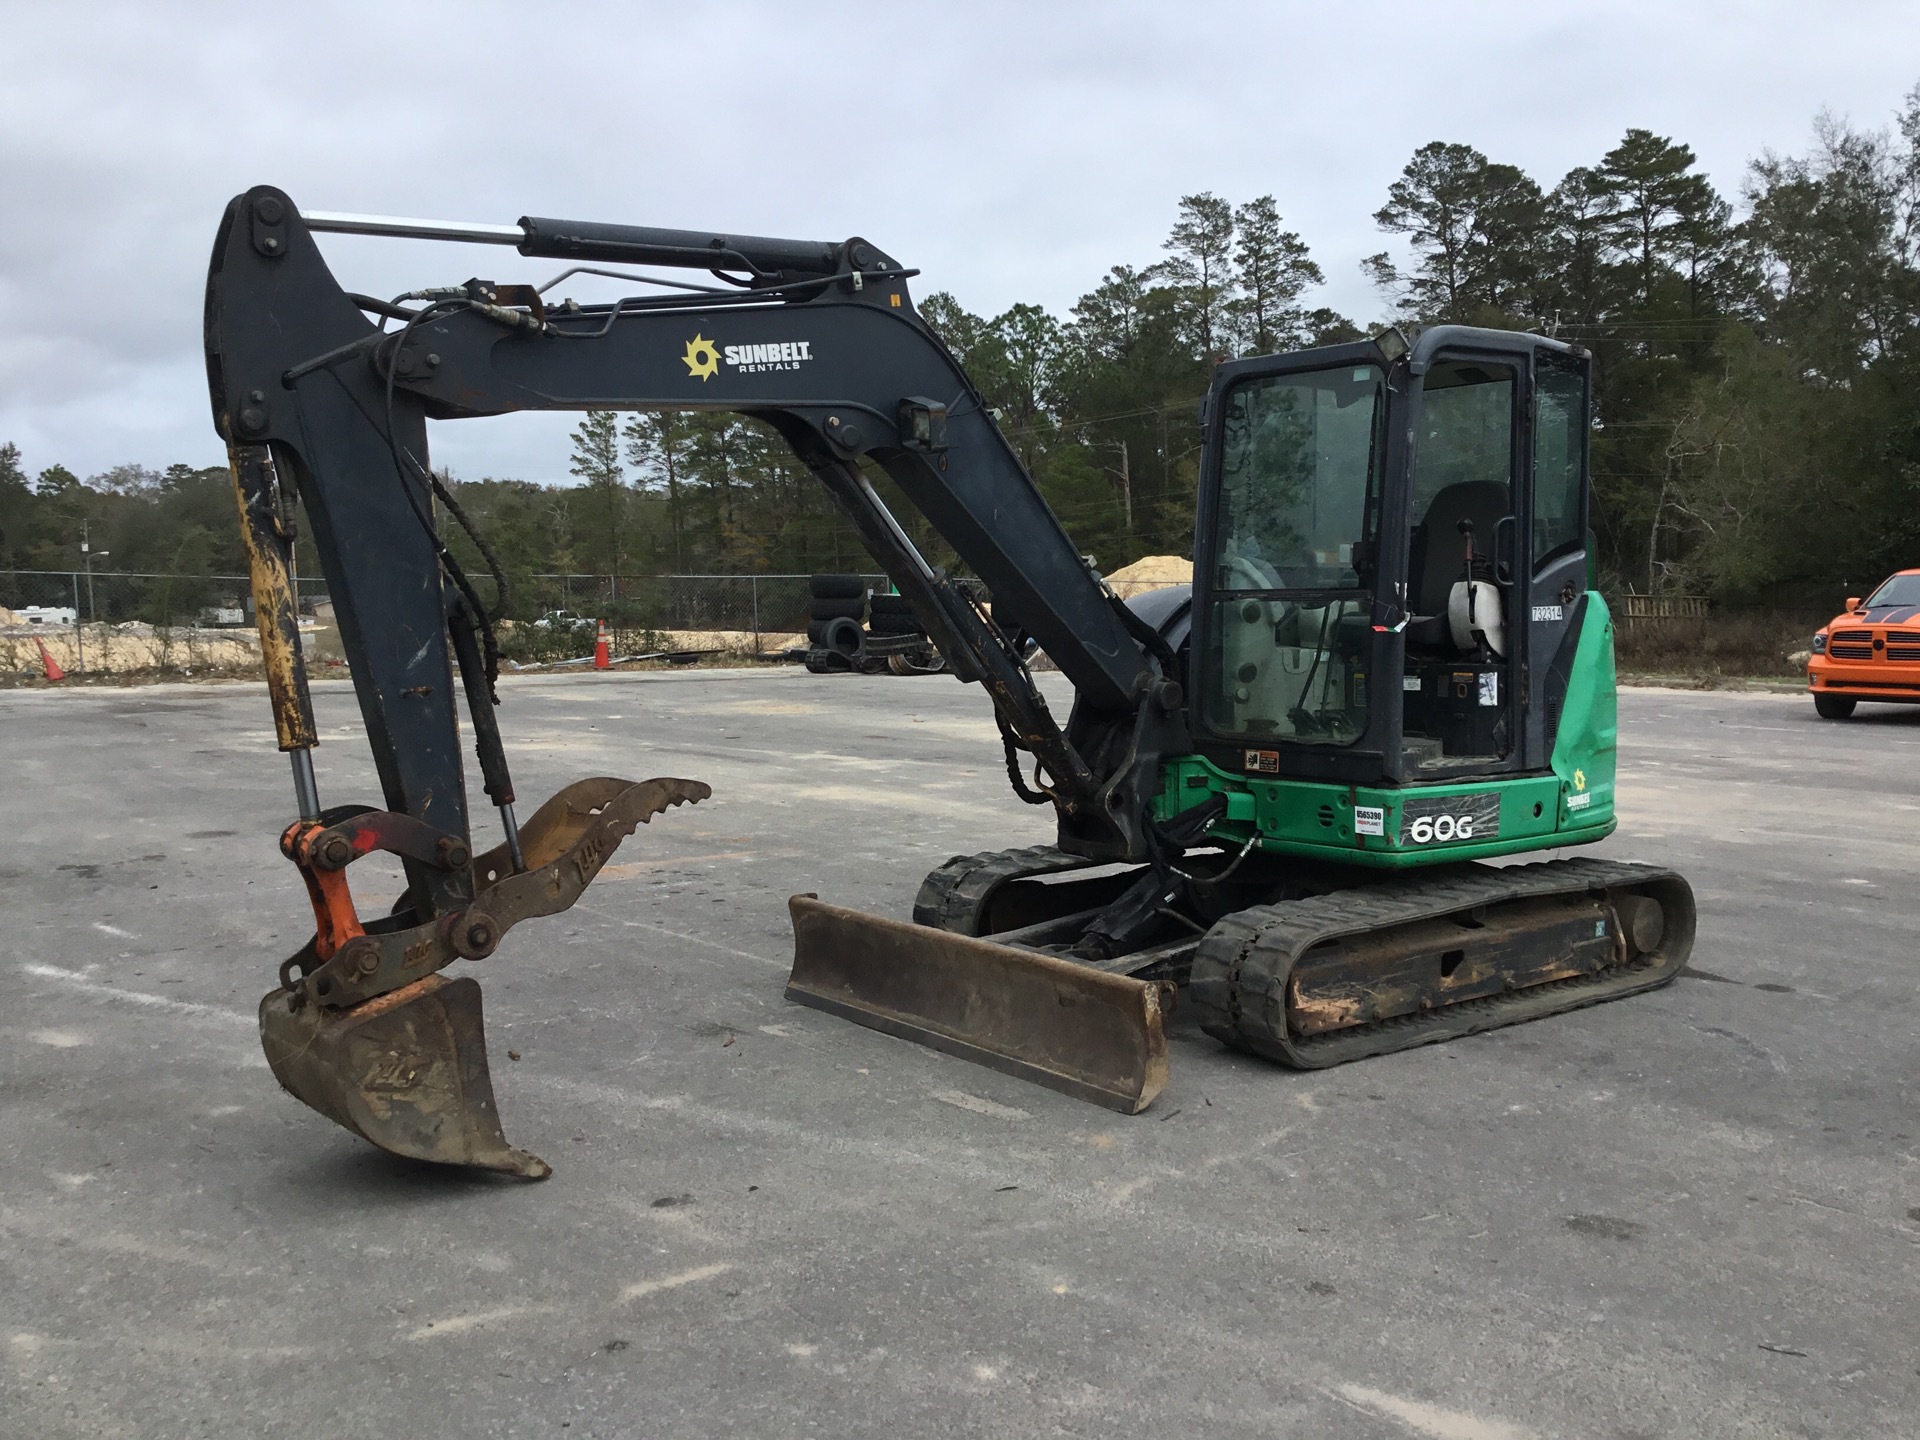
[1, 670, 1915, 1439]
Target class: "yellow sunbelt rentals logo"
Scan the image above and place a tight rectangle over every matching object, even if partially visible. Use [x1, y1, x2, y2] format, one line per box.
[682, 333, 814, 381]
[1567, 767, 1591, 812]
[682, 335, 721, 381]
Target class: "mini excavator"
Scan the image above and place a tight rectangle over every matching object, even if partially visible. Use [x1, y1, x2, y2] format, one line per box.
[206, 188, 1694, 1175]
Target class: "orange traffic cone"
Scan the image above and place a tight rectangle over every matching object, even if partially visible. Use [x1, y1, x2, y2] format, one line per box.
[35, 637, 66, 682]
[592, 620, 611, 671]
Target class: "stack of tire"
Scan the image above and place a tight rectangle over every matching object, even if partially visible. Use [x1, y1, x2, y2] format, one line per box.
[867, 592, 920, 639]
[869, 591, 945, 676]
[804, 575, 867, 673]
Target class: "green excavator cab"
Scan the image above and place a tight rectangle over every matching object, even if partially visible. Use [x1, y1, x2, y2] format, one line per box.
[1181, 327, 1616, 863]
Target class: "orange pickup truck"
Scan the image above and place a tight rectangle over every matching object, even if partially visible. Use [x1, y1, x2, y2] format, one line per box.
[1808, 569, 1920, 718]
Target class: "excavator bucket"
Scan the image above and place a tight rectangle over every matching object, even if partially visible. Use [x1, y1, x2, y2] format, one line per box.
[260, 776, 710, 1178]
[785, 895, 1169, 1113]
[260, 974, 549, 1178]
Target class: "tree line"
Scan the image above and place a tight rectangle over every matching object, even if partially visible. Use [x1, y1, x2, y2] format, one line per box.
[4, 84, 1916, 611]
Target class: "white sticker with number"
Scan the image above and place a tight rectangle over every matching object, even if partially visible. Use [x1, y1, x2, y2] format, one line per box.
[1399, 792, 1501, 846]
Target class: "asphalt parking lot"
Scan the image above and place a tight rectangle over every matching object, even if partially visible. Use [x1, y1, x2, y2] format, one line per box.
[2, 669, 1916, 1439]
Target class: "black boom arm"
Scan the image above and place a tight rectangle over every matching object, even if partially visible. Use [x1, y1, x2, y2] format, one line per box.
[204, 186, 1179, 888]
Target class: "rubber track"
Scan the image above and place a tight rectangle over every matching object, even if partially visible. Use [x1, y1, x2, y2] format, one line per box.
[1187, 857, 1694, 1069]
[912, 845, 1097, 935]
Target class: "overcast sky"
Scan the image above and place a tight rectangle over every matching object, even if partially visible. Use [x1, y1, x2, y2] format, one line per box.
[4, 0, 1915, 486]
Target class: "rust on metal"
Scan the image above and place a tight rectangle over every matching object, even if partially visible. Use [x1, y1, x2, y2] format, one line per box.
[278, 776, 711, 1012]
[226, 442, 316, 751]
[785, 894, 1169, 1113]
[260, 973, 550, 1178]
[1285, 895, 1617, 1037]
[261, 774, 710, 1174]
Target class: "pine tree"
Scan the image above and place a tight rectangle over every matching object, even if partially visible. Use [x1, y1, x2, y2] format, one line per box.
[625, 413, 692, 570]
[1595, 129, 1721, 311]
[567, 409, 626, 577]
[0, 442, 31, 569]
[1227, 195, 1322, 354]
[1065, 265, 1152, 364]
[1158, 193, 1237, 359]
[1369, 142, 1546, 322]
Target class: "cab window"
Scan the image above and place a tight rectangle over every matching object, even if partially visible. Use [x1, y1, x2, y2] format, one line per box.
[1533, 358, 1586, 568]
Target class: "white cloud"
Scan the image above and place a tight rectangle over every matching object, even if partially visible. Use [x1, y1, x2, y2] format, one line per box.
[2, 0, 1914, 481]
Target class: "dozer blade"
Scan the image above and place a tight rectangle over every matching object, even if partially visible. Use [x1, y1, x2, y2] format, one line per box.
[785, 894, 1169, 1113]
[260, 973, 550, 1178]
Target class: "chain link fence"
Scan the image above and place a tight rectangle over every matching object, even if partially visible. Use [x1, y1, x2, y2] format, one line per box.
[0, 570, 891, 680]
[8, 568, 1829, 684]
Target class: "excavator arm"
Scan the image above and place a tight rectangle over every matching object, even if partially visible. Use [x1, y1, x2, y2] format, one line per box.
[205, 187, 1184, 1169]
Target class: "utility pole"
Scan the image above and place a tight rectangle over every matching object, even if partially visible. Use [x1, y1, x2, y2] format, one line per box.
[81, 526, 95, 625]
[1106, 438, 1133, 534]
[79, 521, 108, 673]
[81, 520, 105, 622]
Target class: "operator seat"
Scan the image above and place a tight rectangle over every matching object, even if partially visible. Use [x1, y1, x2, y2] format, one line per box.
[1406, 480, 1508, 650]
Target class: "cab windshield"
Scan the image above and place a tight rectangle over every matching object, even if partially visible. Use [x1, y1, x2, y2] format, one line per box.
[1212, 364, 1384, 592]
[1205, 364, 1384, 745]
[1865, 574, 1920, 608]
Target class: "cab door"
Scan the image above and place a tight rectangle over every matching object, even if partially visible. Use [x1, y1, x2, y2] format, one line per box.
[1398, 345, 1530, 775]
[1524, 350, 1595, 767]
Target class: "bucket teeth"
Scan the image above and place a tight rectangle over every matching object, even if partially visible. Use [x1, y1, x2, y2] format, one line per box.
[472, 776, 712, 890]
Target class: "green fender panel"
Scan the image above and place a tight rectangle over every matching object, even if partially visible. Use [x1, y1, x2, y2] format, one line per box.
[1549, 593, 1617, 829]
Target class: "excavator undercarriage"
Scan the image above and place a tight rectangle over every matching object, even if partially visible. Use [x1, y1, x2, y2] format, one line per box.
[792, 846, 1692, 1112]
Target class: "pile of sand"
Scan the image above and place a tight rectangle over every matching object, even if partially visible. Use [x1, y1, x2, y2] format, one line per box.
[1104, 554, 1192, 599]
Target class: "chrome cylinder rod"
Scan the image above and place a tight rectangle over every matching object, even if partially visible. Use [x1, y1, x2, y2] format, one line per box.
[302, 211, 525, 246]
[499, 803, 527, 875]
[290, 748, 322, 823]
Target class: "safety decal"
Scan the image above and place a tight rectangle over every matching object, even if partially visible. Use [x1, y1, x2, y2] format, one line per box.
[1243, 749, 1280, 775]
[1478, 671, 1500, 707]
